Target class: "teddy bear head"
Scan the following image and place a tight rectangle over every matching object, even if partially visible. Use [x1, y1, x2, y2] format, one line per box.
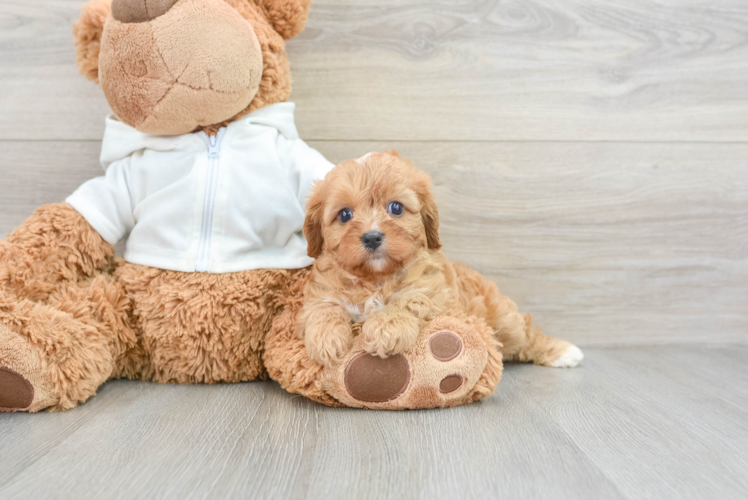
[73, 0, 311, 135]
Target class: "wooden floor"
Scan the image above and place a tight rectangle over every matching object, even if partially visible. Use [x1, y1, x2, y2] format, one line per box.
[1, 1, 748, 498]
[0, 346, 746, 499]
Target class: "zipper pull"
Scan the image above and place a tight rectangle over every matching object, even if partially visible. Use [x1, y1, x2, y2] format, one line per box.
[208, 135, 220, 159]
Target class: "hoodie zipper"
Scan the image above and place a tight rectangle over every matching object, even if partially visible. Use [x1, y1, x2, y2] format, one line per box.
[196, 128, 226, 272]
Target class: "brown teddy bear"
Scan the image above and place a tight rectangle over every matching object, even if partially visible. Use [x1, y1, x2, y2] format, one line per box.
[0, 0, 510, 412]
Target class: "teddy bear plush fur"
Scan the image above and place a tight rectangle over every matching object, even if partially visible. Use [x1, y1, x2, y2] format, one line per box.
[0, 0, 316, 412]
[0, 202, 307, 411]
[0, 0, 509, 413]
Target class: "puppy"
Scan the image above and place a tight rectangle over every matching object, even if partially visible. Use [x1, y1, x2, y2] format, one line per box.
[297, 151, 583, 369]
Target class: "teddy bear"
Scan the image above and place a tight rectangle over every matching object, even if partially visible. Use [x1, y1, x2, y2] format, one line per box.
[0, 0, 513, 413]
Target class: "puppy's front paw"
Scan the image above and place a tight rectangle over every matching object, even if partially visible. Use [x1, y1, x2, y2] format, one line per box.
[362, 313, 419, 358]
[305, 322, 354, 368]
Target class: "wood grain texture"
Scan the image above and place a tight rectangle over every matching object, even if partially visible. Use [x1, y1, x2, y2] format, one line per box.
[0, 140, 102, 233]
[1, 2, 747, 498]
[0, 347, 747, 499]
[2, 140, 745, 346]
[2, 0, 748, 141]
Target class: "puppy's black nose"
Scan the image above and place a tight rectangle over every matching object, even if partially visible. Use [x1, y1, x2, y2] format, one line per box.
[361, 231, 384, 251]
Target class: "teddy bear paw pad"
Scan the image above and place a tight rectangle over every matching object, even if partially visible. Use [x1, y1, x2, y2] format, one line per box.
[439, 374, 464, 393]
[344, 353, 410, 403]
[429, 331, 462, 361]
[0, 367, 34, 411]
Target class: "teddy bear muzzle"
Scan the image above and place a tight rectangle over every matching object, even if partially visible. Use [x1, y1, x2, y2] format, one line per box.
[112, 0, 180, 23]
[100, 0, 264, 135]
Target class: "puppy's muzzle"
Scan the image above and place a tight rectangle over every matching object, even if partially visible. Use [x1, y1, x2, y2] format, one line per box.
[361, 231, 384, 251]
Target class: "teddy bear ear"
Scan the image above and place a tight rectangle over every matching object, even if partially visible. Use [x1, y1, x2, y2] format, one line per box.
[72, 0, 112, 83]
[260, 0, 313, 40]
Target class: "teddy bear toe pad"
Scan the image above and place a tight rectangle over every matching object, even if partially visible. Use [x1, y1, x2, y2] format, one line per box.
[0, 367, 34, 411]
[439, 374, 464, 393]
[429, 331, 463, 361]
[328, 317, 491, 409]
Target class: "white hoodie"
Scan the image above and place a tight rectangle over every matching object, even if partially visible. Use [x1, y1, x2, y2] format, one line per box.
[67, 103, 334, 273]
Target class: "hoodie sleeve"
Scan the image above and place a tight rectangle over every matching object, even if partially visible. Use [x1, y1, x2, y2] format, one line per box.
[65, 158, 136, 245]
[281, 138, 335, 208]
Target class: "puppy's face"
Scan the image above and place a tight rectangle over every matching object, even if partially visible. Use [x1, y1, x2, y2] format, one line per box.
[304, 152, 441, 280]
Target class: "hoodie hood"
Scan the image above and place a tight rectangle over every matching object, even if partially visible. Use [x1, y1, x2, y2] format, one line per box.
[100, 102, 299, 170]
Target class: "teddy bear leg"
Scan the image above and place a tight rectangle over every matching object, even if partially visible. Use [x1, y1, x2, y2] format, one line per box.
[263, 313, 503, 410]
[0, 203, 124, 411]
[0, 275, 139, 412]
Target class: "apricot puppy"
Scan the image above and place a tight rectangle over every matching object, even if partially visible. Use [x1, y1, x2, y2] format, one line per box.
[297, 152, 583, 369]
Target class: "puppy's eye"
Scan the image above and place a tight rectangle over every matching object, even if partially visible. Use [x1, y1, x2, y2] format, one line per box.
[388, 201, 404, 216]
[338, 208, 353, 223]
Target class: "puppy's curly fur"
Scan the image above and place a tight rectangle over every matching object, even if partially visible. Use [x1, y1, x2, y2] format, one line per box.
[298, 152, 583, 369]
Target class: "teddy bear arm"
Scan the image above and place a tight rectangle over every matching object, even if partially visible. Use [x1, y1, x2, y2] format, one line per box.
[1, 203, 114, 301]
[0, 271, 139, 412]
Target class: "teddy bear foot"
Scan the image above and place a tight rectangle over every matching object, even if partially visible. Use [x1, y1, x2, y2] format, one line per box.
[325, 316, 503, 409]
[0, 325, 55, 413]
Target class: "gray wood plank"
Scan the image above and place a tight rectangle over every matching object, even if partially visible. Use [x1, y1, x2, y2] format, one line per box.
[0, 140, 102, 234]
[513, 347, 748, 500]
[2, 0, 748, 141]
[0, 380, 173, 487]
[0, 1, 110, 141]
[3, 140, 745, 346]
[0, 347, 746, 499]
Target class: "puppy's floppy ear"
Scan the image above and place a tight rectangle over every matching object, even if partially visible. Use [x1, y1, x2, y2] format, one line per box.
[420, 189, 442, 250]
[303, 181, 325, 258]
[411, 168, 442, 250]
[405, 159, 442, 251]
[73, 0, 112, 83]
